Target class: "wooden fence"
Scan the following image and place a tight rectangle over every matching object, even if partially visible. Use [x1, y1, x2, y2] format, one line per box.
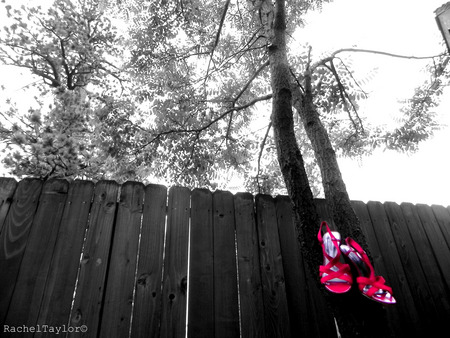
[0, 178, 449, 337]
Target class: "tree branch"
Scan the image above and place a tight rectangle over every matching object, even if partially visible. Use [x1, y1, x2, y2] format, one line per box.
[232, 59, 270, 104]
[141, 94, 273, 149]
[204, 0, 231, 83]
[328, 60, 362, 132]
[310, 48, 447, 72]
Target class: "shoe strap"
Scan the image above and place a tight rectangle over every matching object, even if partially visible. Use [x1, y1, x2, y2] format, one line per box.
[318, 221, 341, 264]
[345, 237, 375, 278]
[320, 262, 353, 284]
[356, 276, 393, 296]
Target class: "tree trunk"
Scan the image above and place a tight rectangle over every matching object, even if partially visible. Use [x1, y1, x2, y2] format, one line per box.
[266, 0, 322, 267]
[266, 1, 393, 337]
[292, 73, 366, 246]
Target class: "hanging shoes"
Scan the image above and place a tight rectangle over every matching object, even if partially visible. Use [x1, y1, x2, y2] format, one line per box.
[340, 237, 396, 305]
[318, 221, 353, 294]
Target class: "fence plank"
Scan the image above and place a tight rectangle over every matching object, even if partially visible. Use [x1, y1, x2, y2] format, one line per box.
[160, 187, 190, 338]
[431, 204, 450, 250]
[213, 190, 240, 338]
[383, 202, 439, 333]
[366, 201, 422, 337]
[234, 193, 265, 338]
[132, 184, 168, 338]
[415, 204, 450, 291]
[400, 203, 450, 331]
[351, 200, 403, 337]
[255, 194, 290, 338]
[69, 181, 119, 337]
[275, 196, 311, 338]
[0, 178, 42, 325]
[0, 178, 17, 234]
[99, 182, 144, 338]
[35, 180, 95, 335]
[188, 188, 214, 338]
[313, 199, 343, 338]
[4, 179, 68, 332]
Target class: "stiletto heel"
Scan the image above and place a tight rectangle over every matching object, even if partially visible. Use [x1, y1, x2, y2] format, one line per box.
[340, 238, 396, 304]
[318, 222, 352, 294]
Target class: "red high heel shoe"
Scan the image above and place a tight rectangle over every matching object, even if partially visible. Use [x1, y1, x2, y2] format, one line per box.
[340, 237, 396, 304]
[318, 222, 353, 294]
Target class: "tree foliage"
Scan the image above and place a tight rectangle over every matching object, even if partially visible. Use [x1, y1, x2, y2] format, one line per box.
[0, 0, 446, 194]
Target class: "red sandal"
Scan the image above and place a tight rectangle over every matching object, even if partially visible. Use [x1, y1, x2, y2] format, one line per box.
[318, 222, 353, 294]
[340, 237, 396, 304]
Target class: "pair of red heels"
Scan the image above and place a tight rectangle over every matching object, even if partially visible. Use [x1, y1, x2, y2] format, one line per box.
[318, 221, 396, 305]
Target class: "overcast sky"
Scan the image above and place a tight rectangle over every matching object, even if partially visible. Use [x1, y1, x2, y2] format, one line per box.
[294, 0, 450, 206]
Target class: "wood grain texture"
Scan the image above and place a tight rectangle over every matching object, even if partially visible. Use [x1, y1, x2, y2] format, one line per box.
[255, 194, 290, 338]
[383, 202, 438, 331]
[0, 177, 17, 235]
[415, 204, 450, 291]
[400, 203, 450, 331]
[213, 190, 239, 338]
[131, 184, 168, 338]
[366, 201, 422, 337]
[0, 178, 42, 325]
[351, 200, 403, 337]
[99, 181, 145, 338]
[4, 179, 68, 332]
[160, 186, 190, 338]
[277, 196, 336, 338]
[69, 181, 119, 338]
[35, 180, 95, 335]
[188, 188, 214, 338]
[431, 204, 450, 249]
[234, 193, 265, 338]
[0, 179, 450, 336]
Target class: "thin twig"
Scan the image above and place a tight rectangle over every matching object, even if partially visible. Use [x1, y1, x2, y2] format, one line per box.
[310, 47, 447, 71]
[141, 94, 273, 149]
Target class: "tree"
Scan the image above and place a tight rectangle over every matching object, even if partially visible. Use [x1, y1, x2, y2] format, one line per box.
[1, 0, 448, 336]
[0, 0, 144, 180]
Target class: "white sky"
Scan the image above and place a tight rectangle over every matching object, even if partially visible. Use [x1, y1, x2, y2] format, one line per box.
[299, 0, 450, 206]
[0, 0, 449, 205]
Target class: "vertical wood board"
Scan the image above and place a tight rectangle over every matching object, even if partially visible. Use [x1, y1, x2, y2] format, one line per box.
[35, 180, 95, 334]
[366, 201, 422, 336]
[213, 191, 239, 338]
[255, 194, 290, 338]
[275, 196, 311, 338]
[0, 178, 17, 235]
[234, 193, 265, 338]
[159, 187, 190, 338]
[383, 202, 438, 330]
[313, 199, 344, 338]
[131, 184, 168, 338]
[415, 204, 450, 291]
[351, 201, 403, 337]
[431, 205, 450, 249]
[99, 182, 144, 338]
[69, 181, 119, 337]
[4, 179, 68, 331]
[188, 189, 214, 338]
[0, 178, 42, 324]
[400, 203, 450, 327]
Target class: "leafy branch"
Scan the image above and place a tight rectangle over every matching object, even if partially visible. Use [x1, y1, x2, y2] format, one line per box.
[142, 94, 273, 148]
